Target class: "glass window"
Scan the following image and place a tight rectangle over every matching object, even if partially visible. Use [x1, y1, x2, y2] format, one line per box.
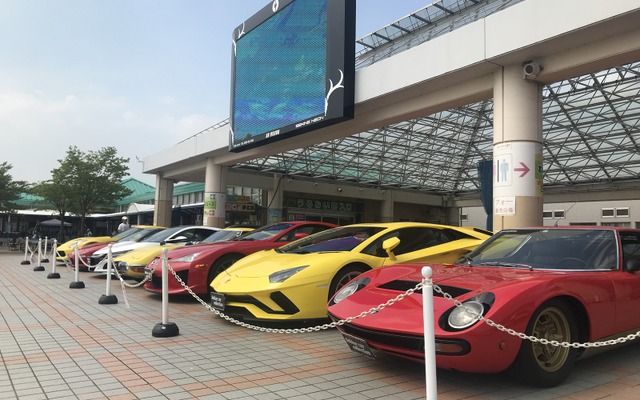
[616, 208, 630, 217]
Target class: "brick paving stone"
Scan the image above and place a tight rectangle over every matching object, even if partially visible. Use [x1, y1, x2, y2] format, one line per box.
[2, 251, 640, 399]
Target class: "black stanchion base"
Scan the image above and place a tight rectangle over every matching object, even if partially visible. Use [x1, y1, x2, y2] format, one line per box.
[69, 281, 85, 289]
[21, 260, 31, 265]
[33, 265, 45, 271]
[47, 272, 61, 279]
[98, 294, 118, 304]
[152, 322, 180, 338]
[42, 258, 50, 263]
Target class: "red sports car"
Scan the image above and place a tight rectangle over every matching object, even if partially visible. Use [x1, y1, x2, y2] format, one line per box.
[144, 221, 337, 296]
[68, 241, 110, 271]
[327, 226, 640, 387]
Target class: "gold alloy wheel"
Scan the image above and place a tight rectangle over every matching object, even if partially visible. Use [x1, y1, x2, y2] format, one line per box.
[530, 306, 571, 372]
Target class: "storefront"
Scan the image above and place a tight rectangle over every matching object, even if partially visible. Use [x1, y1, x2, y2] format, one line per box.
[283, 196, 364, 225]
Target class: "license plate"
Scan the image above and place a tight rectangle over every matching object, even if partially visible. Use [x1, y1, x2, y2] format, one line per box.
[342, 333, 376, 359]
[210, 292, 226, 311]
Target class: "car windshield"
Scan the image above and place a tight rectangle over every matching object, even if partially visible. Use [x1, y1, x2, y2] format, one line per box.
[460, 228, 619, 270]
[125, 227, 166, 243]
[235, 223, 295, 241]
[112, 227, 144, 240]
[141, 226, 185, 243]
[277, 226, 385, 254]
[202, 229, 246, 243]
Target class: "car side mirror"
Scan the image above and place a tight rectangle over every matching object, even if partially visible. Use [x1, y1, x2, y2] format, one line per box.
[382, 237, 401, 260]
[293, 232, 309, 240]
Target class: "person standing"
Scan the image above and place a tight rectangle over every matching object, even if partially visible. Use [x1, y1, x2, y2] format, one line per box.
[117, 216, 130, 233]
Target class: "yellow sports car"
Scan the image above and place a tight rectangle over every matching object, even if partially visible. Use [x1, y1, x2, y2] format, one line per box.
[56, 225, 159, 262]
[120, 227, 255, 279]
[210, 222, 491, 324]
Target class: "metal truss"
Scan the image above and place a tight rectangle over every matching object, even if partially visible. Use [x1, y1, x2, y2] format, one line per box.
[228, 1, 640, 196]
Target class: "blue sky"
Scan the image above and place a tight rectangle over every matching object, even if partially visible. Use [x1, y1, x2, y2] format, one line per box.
[0, 0, 428, 185]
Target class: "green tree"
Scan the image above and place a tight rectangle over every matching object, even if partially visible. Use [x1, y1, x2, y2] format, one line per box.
[0, 162, 26, 212]
[51, 146, 132, 235]
[33, 181, 72, 241]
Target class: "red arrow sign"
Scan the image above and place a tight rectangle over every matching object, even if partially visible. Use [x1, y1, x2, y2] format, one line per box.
[514, 162, 530, 177]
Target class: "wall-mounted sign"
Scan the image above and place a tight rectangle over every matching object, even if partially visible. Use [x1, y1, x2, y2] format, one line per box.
[226, 203, 256, 212]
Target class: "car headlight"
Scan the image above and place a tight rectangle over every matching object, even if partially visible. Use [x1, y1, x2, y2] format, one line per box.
[115, 261, 128, 271]
[331, 277, 370, 305]
[448, 301, 484, 329]
[269, 266, 308, 283]
[171, 252, 203, 263]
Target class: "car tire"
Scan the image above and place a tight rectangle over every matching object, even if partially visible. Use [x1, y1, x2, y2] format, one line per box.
[510, 299, 579, 387]
[328, 264, 369, 301]
[207, 254, 243, 294]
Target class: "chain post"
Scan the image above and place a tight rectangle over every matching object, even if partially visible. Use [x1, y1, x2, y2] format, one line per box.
[421, 267, 437, 400]
[42, 236, 50, 263]
[152, 248, 179, 337]
[47, 239, 60, 279]
[20, 236, 31, 265]
[98, 243, 117, 303]
[33, 238, 45, 271]
[69, 242, 85, 288]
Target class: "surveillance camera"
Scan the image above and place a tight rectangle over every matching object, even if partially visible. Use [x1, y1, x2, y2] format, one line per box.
[523, 61, 541, 78]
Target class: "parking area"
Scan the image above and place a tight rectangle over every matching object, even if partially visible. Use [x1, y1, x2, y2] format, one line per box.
[1, 250, 640, 400]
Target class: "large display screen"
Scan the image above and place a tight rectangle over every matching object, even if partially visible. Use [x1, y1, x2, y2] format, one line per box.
[229, 0, 356, 152]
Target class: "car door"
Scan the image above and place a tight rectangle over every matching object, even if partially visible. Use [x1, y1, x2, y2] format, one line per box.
[613, 231, 640, 333]
[361, 227, 461, 266]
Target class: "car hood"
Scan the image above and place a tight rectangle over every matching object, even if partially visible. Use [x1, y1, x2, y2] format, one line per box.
[76, 242, 110, 255]
[165, 240, 268, 259]
[94, 241, 156, 255]
[59, 236, 115, 249]
[381, 263, 565, 292]
[114, 244, 181, 263]
[328, 263, 565, 334]
[225, 249, 349, 278]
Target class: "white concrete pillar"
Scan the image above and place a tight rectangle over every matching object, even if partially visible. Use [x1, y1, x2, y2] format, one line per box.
[204, 159, 228, 228]
[267, 174, 284, 223]
[380, 190, 394, 222]
[154, 175, 175, 228]
[493, 64, 544, 230]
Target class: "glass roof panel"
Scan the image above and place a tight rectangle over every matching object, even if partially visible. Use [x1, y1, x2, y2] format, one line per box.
[178, 1, 640, 198]
[233, 61, 640, 195]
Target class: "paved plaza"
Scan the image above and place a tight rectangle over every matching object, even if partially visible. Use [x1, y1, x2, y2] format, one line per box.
[1, 249, 639, 399]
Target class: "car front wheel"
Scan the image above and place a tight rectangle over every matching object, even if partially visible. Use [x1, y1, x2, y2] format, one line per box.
[207, 254, 242, 295]
[328, 264, 368, 301]
[510, 299, 579, 387]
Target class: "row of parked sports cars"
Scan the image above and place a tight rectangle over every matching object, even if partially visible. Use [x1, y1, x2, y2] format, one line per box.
[56, 221, 640, 387]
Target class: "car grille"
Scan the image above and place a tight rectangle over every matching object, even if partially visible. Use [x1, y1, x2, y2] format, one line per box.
[329, 316, 471, 357]
[89, 255, 106, 266]
[334, 317, 426, 353]
[223, 292, 300, 315]
[57, 250, 66, 257]
[150, 270, 188, 289]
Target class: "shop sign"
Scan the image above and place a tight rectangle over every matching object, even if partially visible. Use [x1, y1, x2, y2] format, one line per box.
[226, 203, 256, 212]
[294, 198, 353, 212]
